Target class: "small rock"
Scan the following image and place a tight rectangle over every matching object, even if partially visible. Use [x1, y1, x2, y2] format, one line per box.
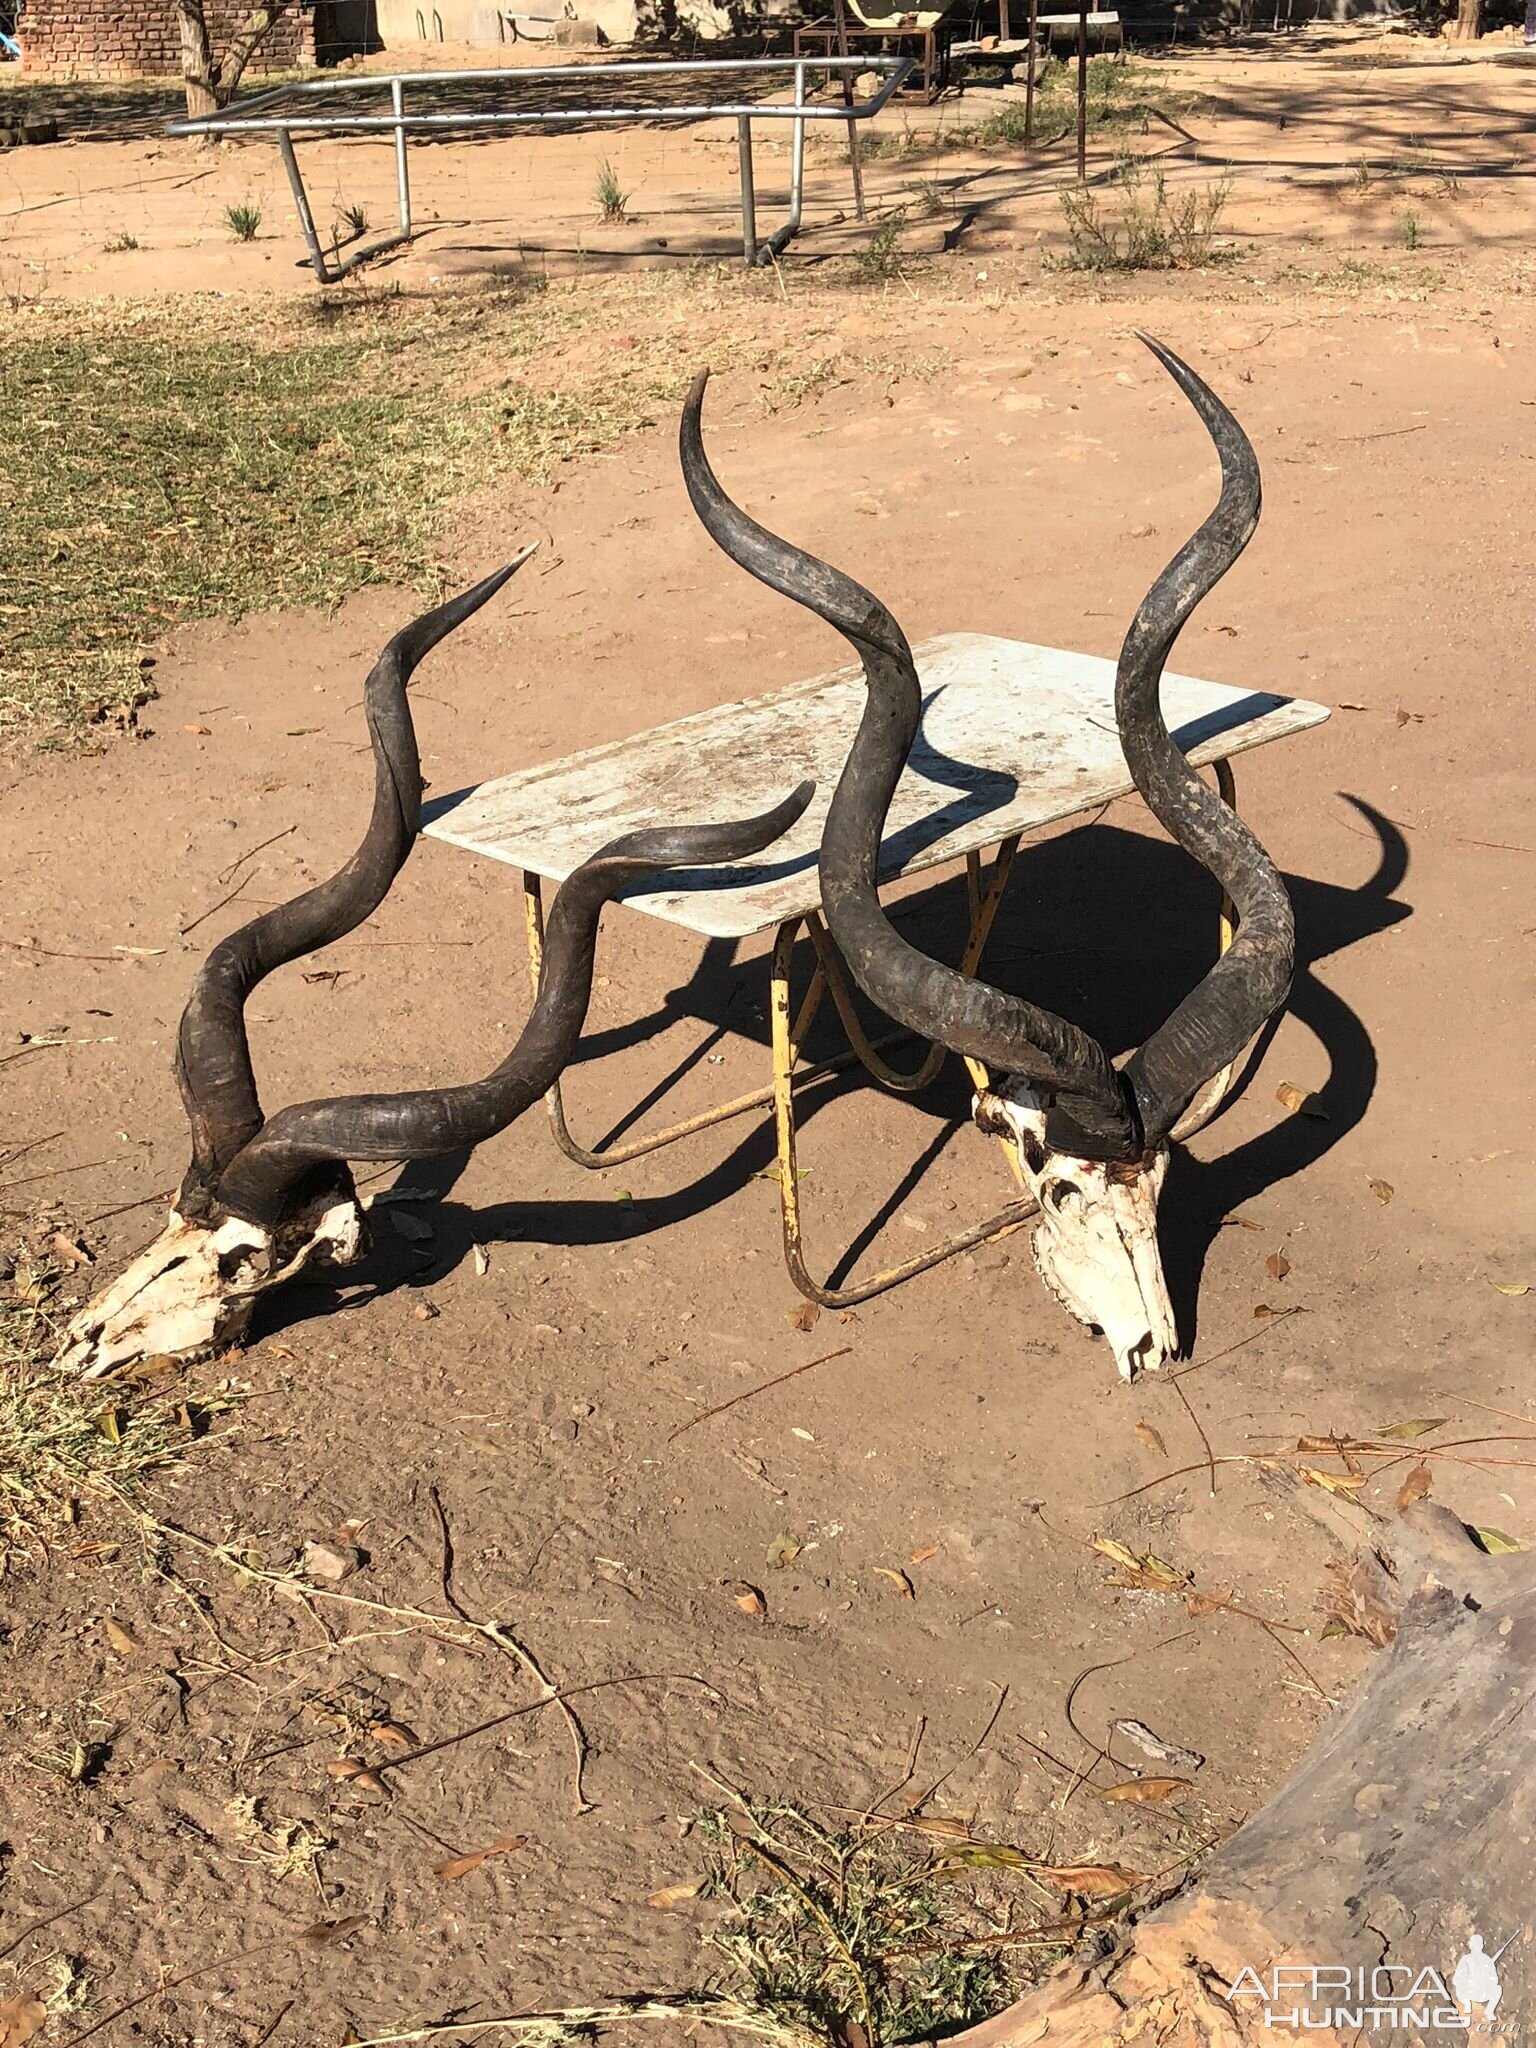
[302, 1540, 365, 1584]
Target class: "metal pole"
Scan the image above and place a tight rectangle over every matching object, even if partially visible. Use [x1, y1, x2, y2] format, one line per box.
[391, 76, 413, 238]
[277, 126, 333, 282]
[1076, 0, 1087, 182]
[737, 114, 758, 266]
[833, 0, 867, 224]
[1025, 0, 1038, 142]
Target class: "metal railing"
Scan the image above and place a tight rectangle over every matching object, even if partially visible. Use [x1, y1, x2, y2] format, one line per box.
[167, 55, 914, 281]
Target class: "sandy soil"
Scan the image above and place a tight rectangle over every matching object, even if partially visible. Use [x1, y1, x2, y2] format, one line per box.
[1, 28, 1535, 2048]
[4, 26, 1536, 294]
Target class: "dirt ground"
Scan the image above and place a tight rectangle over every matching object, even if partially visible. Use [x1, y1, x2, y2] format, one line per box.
[2, 24, 1535, 2048]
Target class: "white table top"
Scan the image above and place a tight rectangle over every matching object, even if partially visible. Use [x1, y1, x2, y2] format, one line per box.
[421, 633, 1330, 939]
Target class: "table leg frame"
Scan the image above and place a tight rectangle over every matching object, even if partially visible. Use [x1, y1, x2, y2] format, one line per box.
[514, 761, 1241, 1305]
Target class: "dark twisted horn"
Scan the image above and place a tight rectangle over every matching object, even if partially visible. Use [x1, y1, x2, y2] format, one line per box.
[211, 782, 815, 1228]
[681, 368, 1139, 1160]
[175, 554, 534, 1215]
[1116, 335, 1294, 1147]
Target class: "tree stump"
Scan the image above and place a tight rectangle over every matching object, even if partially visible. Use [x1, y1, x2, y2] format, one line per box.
[930, 1503, 1533, 2046]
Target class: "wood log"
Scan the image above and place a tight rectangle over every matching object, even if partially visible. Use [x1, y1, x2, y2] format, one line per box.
[927, 1503, 1533, 2046]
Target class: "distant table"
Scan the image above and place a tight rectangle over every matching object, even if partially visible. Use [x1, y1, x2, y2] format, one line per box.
[423, 633, 1329, 1305]
[795, 20, 954, 102]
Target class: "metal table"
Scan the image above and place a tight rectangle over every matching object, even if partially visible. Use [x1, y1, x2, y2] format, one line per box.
[423, 633, 1329, 1306]
[165, 55, 912, 282]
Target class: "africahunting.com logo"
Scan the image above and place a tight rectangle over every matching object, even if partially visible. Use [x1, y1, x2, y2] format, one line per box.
[1227, 1935, 1514, 2032]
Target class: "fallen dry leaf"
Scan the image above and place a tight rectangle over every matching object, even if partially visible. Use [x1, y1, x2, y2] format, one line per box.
[1368, 1178, 1394, 1204]
[182, 722, 212, 735]
[1473, 1526, 1526, 1555]
[1036, 1862, 1144, 1897]
[1252, 1303, 1276, 1319]
[1301, 1468, 1370, 1495]
[297, 1914, 369, 1946]
[874, 1566, 915, 1600]
[434, 1833, 526, 1881]
[1394, 707, 1424, 726]
[1091, 1536, 1190, 1592]
[907, 1815, 972, 1841]
[0, 1992, 46, 2048]
[1488, 1280, 1531, 1298]
[1265, 1250, 1291, 1282]
[1376, 1418, 1447, 1442]
[935, 1842, 1033, 1872]
[909, 1544, 940, 1565]
[369, 1720, 419, 1748]
[646, 1876, 707, 1908]
[1100, 1776, 1193, 1804]
[765, 1532, 802, 1571]
[50, 1231, 93, 1270]
[326, 1757, 388, 1793]
[104, 1617, 141, 1656]
[472, 1244, 490, 1277]
[1132, 1421, 1167, 1458]
[1186, 1587, 1233, 1618]
[1396, 1464, 1434, 1510]
[1275, 1082, 1329, 1119]
[731, 1581, 767, 1619]
[788, 1301, 820, 1333]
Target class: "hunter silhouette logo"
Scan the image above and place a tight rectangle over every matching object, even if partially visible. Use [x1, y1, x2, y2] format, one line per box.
[1228, 1936, 1517, 2031]
[1453, 1935, 1511, 2027]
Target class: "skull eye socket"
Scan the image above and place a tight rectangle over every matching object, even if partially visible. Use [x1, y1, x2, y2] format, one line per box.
[1016, 1130, 1046, 1174]
[1042, 1177, 1082, 1215]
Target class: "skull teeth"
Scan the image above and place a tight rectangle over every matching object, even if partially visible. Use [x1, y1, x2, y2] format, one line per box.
[1031, 1224, 1097, 1332]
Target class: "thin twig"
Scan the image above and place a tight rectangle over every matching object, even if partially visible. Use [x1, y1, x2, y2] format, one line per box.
[0, 1887, 105, 1963]
[0, 1131, 62, 1173]
[905, 1682, 1008, 1814]
[65, 1933, 294, 2045]
[250, 2000, 295, 2048]
[179, 872, 252, 938]
[0, 1155, 118, 1194]
[1169, 1305, 1305, 1380]
[668, 1347, 853, 1442]
[1170, 1374, 1218, 1497]
[81, 1187, 173, 1227]
[429, 1484, 593, 1817]
[218, 823, 297, 888]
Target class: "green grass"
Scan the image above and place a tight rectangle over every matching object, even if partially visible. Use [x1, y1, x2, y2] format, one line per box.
[696, 1800, 1023, 2044]
[1055, 157, 1233, 271]
[0, 294, 663, 737]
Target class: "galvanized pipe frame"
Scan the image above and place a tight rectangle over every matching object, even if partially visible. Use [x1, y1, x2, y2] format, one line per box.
[167, 53, 912, 281]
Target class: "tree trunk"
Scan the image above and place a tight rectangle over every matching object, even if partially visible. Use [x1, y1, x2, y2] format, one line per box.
[933, 1503, 1536, 2046]
[176, 0, 219, 120]
[175, 0, 297, 119]
[1453, 0, 1484, 38]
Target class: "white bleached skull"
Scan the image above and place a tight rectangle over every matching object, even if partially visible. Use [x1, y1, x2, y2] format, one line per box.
[974, 1077, 1178, 1381]
[55, 1195, 365, 1381]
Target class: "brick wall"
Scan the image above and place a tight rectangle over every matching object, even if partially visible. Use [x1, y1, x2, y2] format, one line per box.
[18, 2, 317, 82]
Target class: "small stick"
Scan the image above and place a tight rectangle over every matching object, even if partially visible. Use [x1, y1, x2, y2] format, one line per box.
[905, 1681, 1008, 1813]
[0, 1131, 62, 1173]
[0, 1887, 105, 1963]
[251, 2001, 295, 2048]
[179, 872, 252, 938]
[668, 1346, 853, 1442]
[430, 1484, 593, 1815]
[0, 1155, 119, 1194]
[82, 1187, 174, 1227]
[1169, 1304, 1305, 1379]
[1170, 1374, 1218, 1497]
[218, 823, 297, 888]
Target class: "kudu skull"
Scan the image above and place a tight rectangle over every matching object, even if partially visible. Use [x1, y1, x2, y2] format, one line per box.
[681, 336, 1294, 1379]
[58, 556, 812, 1378]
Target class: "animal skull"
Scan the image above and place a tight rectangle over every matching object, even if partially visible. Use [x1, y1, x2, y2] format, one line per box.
[56, 1194, 366, 1381]
[974, 1078, 1178, 1381]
